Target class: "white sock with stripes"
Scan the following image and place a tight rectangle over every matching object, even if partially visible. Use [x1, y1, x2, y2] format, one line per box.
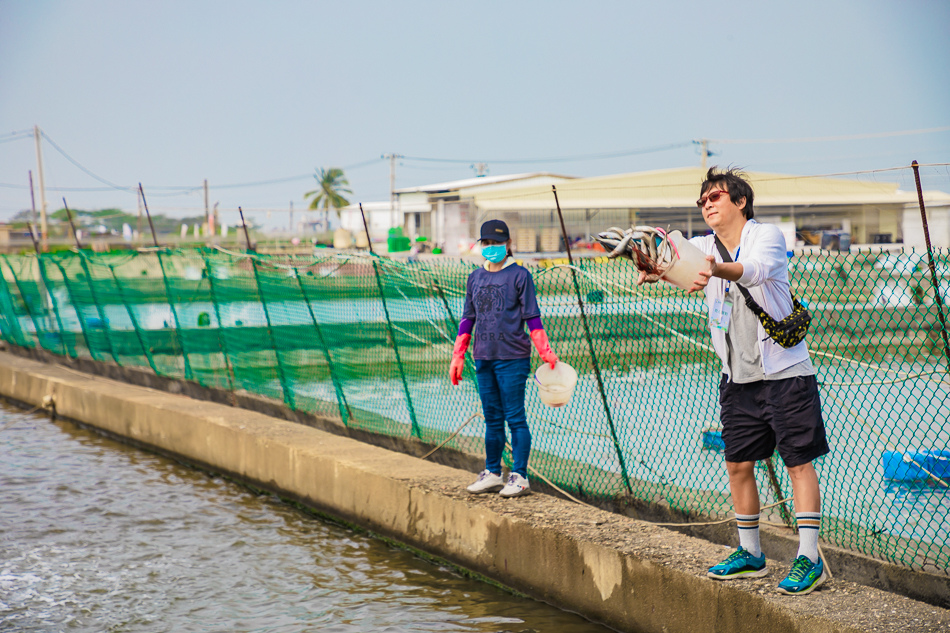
[796, 512, 821, 563]
[736, 513, 762, 557]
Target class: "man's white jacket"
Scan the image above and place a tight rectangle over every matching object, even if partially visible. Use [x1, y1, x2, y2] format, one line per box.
[689, 220, 810, 376]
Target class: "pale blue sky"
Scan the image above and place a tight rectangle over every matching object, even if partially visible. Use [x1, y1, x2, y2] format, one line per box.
[1, 0, 948, 229]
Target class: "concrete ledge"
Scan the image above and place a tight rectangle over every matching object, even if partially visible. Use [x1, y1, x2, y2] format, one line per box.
[1, 351, 947, 633]
[8, 343, 950, 610]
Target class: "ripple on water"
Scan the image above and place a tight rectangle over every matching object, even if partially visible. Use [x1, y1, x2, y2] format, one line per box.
[0, 404, 612, 633]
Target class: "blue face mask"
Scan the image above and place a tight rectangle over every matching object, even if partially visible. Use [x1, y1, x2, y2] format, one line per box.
[481, 243, 508, 263]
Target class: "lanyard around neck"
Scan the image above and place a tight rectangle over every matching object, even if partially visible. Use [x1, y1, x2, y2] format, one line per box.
[724, 247, 740, 294]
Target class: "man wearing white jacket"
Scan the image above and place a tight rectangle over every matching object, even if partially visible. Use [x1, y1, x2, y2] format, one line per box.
[644, 168, 829, 596]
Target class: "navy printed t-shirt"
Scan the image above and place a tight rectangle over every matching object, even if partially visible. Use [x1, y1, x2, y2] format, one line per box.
[461, 263, 541, 360]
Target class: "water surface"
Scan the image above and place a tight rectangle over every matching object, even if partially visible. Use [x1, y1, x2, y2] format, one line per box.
[0, 404, 614, 633]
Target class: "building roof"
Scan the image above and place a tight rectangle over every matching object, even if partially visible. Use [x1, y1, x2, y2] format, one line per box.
[340, 200, 431, 214]
[394, 172, 576, 195]
[469, 167, 950, 210]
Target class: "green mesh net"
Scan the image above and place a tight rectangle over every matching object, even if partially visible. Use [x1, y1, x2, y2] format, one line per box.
[1, 244, 948, 576]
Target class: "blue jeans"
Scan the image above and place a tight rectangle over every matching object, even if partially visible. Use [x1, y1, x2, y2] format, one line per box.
[474, 357, 531, 478]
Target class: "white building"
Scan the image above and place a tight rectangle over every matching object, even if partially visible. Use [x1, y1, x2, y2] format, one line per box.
[341, 167, 950, 254]
[339, 172, 576, 255]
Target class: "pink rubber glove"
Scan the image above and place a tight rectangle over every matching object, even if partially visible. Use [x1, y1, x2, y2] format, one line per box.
[449, 333, 471, 385]
[529, 329, 558, 369]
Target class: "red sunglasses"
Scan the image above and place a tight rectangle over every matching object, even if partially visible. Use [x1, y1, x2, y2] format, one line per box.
[696, 189, 730, 208]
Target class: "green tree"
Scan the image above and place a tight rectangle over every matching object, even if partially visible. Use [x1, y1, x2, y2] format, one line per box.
[10, 207, 212, 237]
[304, 167, 351, 231]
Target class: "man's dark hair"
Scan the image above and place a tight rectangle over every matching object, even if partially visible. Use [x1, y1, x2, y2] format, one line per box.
[701, 167, 755, 219]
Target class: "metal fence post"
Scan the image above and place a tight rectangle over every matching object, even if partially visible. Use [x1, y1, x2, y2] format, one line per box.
[911, 160, 950, 371]
[359, 203, 422, 439]
[202, 253, 237, 394]
[248, 254, 295, 410]
[552, 185, 634, 495]
[108, 260, 159, 375]
[295, 264, 352, 425]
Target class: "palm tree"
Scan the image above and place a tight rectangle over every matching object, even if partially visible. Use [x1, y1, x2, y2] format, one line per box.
[304, 167, 352, 232]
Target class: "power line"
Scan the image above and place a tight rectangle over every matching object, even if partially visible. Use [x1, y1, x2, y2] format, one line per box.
[39, 130, 134, 192]
[709, 126, 950, 145]
[0, 180, 202, 198]
[341, 157, 385, 171]
[33, 132, 385, 192]
[0, 130, 33, 145]
[7, 128, 947, 201]
[210, 174, 312, 189]
[400, 141, 692, 165]
[154, 158, 385, 190]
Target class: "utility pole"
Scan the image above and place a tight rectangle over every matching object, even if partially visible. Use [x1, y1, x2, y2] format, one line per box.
[694, 138, 718, 171]
[289, 201, 294, 233]
[33, 126, 48, 250]
[137, 188, 143, 245]
[28, 171, 37, 232]
[203, 179, 210, 236]
[383, 153, 402, 230]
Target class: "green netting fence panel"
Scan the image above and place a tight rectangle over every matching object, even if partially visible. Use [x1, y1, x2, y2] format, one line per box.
[1, 246, 948, 576]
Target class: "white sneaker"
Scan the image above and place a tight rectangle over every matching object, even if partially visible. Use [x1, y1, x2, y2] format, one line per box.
[467, 470, 504, 494]
[499, 473, 531, 498]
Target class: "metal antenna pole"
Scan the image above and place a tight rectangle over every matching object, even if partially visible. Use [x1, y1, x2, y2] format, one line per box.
[911, 160, 950, 370]
[238, 207, 253, 252]
[27, 223, 40, 253]
[138, 183, 160, 247]
[551, 185, 633, 494]
[359, 203, 375, 255]
[62, 199, 82, 250]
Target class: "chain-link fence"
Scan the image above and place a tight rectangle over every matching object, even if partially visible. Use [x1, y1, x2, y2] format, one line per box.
[0, 241, 947, 576]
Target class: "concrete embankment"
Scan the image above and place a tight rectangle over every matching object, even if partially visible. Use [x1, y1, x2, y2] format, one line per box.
[1, 351, 947, 633]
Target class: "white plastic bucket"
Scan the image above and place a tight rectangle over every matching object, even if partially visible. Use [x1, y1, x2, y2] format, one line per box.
[659, 230, 712, 291]
[534, 361, 578, 408]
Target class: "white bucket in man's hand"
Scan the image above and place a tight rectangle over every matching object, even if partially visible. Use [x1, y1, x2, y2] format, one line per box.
[659, 230, 712, 291]
[534, 361, 578, 408]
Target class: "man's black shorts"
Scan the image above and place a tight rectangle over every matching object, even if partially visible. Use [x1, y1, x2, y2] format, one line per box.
[719, 374, 829, 467]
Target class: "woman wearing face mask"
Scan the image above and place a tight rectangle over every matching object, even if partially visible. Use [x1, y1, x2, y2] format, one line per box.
[449, 219, 558, 497]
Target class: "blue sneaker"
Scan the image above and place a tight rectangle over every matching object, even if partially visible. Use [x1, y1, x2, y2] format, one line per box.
[777, 555, 826, 595]
[707, 547, 768, 580]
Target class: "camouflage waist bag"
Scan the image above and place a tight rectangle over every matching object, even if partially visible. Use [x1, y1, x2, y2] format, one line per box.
[736, 291, 811, 348]
[715, 237, 811, 349]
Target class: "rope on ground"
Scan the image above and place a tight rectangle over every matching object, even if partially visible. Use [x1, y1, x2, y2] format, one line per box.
[649, 496, 792, 528]
[519, 449, 597, 508]
[381, 407, 837, 577]
[420, 410, 596, 507]
[420, 412, 482, 460]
